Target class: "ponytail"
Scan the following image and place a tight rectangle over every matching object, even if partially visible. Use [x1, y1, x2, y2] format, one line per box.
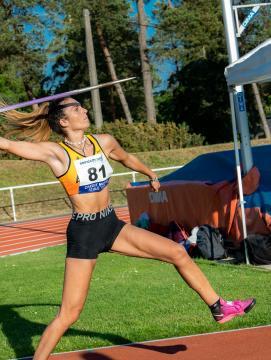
[0, 99, 66, 142]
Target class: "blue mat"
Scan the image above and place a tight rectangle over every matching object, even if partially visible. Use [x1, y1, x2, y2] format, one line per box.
[131, 144, 271, 215]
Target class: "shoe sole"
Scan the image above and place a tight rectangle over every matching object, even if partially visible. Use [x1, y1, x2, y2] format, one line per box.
[217, 298, 256, 324]
[244, 298, 256, 313]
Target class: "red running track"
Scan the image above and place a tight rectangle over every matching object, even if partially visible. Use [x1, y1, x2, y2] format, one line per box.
[18, 325, 271, 360]
[0, 207, 130, 257]
[3, 208, 270, 360]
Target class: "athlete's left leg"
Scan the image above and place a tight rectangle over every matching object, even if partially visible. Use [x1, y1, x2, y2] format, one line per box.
[110, 224, 219, 306]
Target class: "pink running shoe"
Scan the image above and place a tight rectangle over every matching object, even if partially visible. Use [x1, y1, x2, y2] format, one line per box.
[213, 298, 256, 324]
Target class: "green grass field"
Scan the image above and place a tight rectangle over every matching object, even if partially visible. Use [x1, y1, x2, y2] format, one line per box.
[0, 245, 270, 359]
[1, 140, 271, 358]
[0, 139, 270, 222]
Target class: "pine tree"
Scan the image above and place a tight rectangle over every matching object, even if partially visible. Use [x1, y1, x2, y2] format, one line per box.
[0, 1, 63, 103]
[47, 0, 145, 122]
[136, 0, 157, 123]
[153, 0, 271, 142]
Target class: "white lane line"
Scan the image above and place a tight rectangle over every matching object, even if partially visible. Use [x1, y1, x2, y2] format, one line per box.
[0, 215, 129, 243]
[0, 211, 129, 235]
[0, 234, 66, 249]
[0, 238, 66, 255]
[1, 242, 65, 258]
[13, 324, 271, 360]
[0, 208, 130, 257]
[0, 216, 70, 230]
[0, 221, 68, 236]
[1, 207, 129, 230]
[0, 228, 66, 244]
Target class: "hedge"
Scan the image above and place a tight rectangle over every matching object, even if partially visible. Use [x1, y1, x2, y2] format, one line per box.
[90, 120, 204, 152]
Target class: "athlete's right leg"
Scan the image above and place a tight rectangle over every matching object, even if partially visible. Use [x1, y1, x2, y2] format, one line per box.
[33, 258, 97, 360]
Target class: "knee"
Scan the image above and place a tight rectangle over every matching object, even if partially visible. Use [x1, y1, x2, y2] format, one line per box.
[58, 305, 83, 327]
[170, 244, 190, 267]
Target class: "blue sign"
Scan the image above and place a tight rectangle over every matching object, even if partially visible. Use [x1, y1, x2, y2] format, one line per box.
[237, 92, 246, 112]
[241, 7, 259, 30]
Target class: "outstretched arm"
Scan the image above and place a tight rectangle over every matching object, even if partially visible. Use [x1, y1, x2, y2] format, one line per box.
[0, 136, 58, 163]
[98, 134, 160, 192]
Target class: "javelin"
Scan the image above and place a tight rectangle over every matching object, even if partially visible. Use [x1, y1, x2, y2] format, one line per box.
[0, 77, 136, 113]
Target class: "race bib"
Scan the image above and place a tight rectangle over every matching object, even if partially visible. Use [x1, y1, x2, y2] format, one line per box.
[74, 153, 113, 194]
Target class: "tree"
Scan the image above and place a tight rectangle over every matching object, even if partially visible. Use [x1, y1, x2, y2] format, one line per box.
[237, 2, 271, 55]
[153, 0, 226, 67]
[136, 0, 157, 124]
[251, 83, 271, 139]
[157, 59, 233, 144]
[153, 0, 271, 143]
[152, 1, 229, 142]
[96, 21, 133, 124]
[46, 0, 145, 123]
[237, 2, 271, 138]
[0, 1, 63, 104]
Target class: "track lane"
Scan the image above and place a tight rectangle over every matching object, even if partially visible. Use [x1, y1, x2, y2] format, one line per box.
[16, 325, 271, 360]
[3, 208, 269, 360]
[0, 207, 130, 257]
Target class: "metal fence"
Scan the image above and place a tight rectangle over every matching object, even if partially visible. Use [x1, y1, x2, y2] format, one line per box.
[0, 165, 182, 222]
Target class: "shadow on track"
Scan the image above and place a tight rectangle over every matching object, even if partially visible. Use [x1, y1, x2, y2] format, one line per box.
[0, 304, 187, 359]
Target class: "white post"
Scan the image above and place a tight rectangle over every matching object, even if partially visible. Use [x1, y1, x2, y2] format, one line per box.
[132, 172, 136, 182]
[221, 0, 253, 174]
[9, 188, 17, 222]
[229, 90, 250, 264]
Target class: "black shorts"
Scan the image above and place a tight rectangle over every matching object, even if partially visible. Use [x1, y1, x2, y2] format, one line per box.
[66, 205, 126, 259]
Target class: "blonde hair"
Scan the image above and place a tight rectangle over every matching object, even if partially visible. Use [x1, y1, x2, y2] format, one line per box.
[0, 99, 66, 142]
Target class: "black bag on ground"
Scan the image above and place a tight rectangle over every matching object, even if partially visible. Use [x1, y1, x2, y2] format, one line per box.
[246, 234, 271, 265]
[196, 225, 226, 260]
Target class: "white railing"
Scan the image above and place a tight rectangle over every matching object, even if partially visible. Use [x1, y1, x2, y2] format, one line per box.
[0, 165, 183, 222]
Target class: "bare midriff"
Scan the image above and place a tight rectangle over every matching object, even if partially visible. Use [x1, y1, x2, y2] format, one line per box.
[69, 186, 111, 213]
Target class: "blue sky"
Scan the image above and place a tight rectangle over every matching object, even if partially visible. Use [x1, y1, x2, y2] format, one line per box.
[37, 1, 174, 91]
[130, 0, 157, 36]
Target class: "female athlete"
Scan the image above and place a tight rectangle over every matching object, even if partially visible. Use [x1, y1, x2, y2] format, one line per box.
[0, 98, 255, 359]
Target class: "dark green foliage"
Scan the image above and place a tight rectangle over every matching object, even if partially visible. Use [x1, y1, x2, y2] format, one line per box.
[46, 0, 145, 122]
[153, 0, 271, 143]
[1, 0, 271, 145]
[90, 119, 204, 152]
[164, 59, 232, 144]
[238, 2, 271, 55]
[153, 0, 226, 65]
[0, 1, 63, 103]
